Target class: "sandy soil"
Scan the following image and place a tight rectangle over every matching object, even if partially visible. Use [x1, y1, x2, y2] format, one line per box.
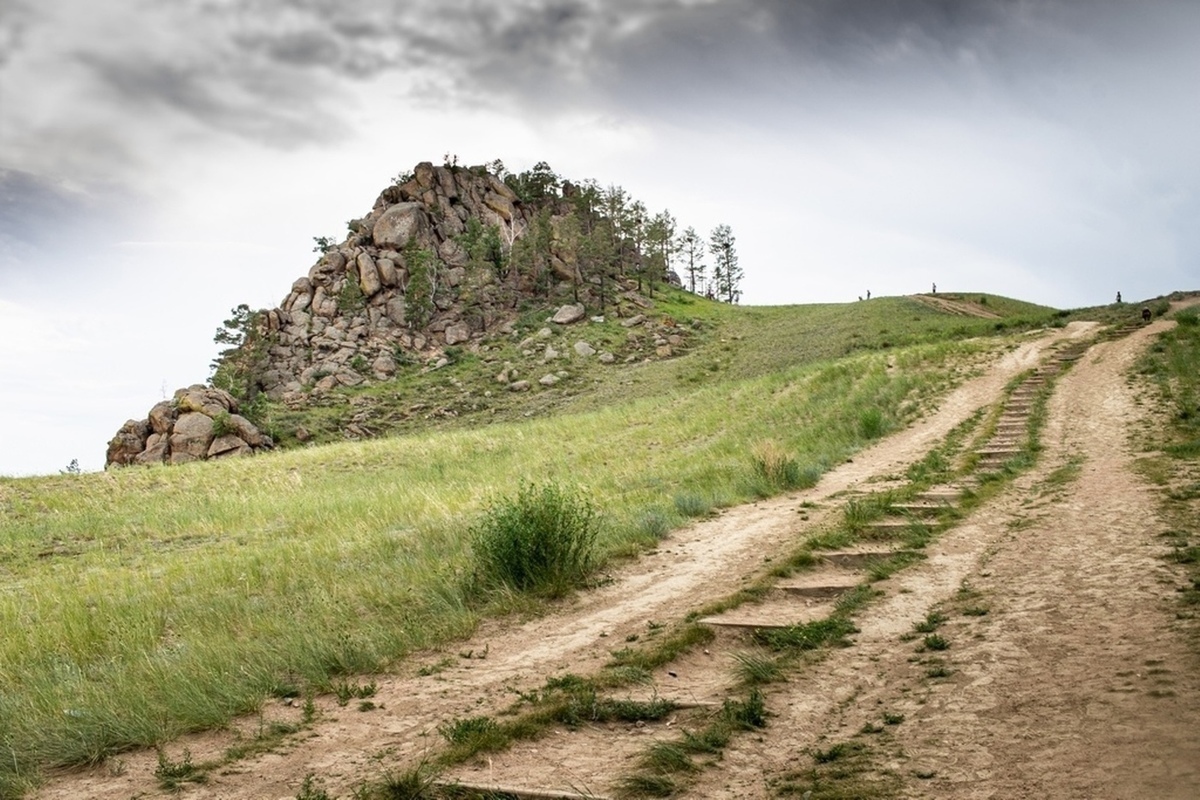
[35, 316, 1200, 800]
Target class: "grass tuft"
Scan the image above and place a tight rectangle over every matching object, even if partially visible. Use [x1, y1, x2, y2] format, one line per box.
[470, 482, 599, 598]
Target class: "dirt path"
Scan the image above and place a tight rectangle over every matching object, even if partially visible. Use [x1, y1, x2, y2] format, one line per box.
[681, 314, 1200, 798]
[34, 321, 1124, 800]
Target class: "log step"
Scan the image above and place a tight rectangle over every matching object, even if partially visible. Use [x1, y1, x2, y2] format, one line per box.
[820, 548, 913, 570]
[889, 502, 948, 516]
[776, 573, 862, 598]
[433, 781, 612, 800]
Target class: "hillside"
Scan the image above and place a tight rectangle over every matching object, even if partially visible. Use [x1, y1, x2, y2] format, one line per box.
[8, 289, 1200, 799]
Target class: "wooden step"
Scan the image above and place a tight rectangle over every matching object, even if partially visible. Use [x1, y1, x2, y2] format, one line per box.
[699, 601, 834, 631]
[977, 447, 1023, 456]
[862, 519, 927, 535]
[776, 573, 862, 598]
[433, 781, 612, 800]
[889, 502, 948, 516]
[819, 548, 913, 570]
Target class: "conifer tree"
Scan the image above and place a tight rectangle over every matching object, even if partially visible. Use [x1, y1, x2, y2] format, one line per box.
[708, 224, 742, 304]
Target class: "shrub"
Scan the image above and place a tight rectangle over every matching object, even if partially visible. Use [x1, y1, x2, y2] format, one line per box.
[674, 492, 712, 518]
[751, 440, 803, 489]
[336, 274, 365, 314]
[858, 407, 886, 439]
[211, 411, 236, 438]
[471, 482, 599, 597]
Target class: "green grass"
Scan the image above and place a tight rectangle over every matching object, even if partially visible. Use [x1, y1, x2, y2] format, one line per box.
[470, 482, 599, 597]
[0, 292, 1068, 795]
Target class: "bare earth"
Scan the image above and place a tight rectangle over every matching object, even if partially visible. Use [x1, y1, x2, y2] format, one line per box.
[35, 317, 1200, 799]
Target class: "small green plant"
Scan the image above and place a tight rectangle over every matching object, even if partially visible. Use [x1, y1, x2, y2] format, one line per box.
[751, 440, 805, 490]
[312, 235, 337, 253]
[756, 617, 857, 652]
[211, 410, 236, 438]
[732, 651, 784, 684]
[922, 634, 950, 651]
[437, 715, 500, 746]
[639, 742, 699, 774]
[296, 773, 335, 800]
[813, 741, 865, 763]
[723, 688, 767, 729]
[618, 773, 677, 797]
[338, 275, 366, 313]
[375, 764, 434, 799]
[882, 711, 905, 725]
[673, 492, 712, 517]
[637, 508, 674, 541]
[913, 610, 947, 633]
[858, 407, 886, 439]
[334, 680, 377, 706]
[154, 748, 207, 791]
[470, 482, 599, 597]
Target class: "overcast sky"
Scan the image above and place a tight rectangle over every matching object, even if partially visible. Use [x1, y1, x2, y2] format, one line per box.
[2, 0, 1198, 476]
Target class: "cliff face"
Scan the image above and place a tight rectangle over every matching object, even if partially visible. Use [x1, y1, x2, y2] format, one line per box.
[256, 162, 598, 405]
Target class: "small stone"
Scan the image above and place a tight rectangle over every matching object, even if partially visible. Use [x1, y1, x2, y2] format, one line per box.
[574, 341, 596, 357]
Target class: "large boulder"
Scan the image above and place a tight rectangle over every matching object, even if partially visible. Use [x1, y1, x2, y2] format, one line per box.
[373, 202, 427, 249]
[106, 419, 149, 467]
[169, 412, 215, 462]
[356, 252, 382, 297]
[551, 304, 586, 325]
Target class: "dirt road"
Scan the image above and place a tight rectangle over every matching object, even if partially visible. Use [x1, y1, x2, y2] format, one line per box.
[35, 317, 1200, 799]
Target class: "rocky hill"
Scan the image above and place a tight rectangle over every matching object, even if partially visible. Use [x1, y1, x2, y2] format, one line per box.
[237, 160, 680, 406]
[107, 161, 693, 467]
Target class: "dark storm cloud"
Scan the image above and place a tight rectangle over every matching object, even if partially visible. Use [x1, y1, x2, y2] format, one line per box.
[0, 169, 136, 278]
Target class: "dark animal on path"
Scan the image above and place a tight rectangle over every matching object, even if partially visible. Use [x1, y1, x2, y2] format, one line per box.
[1142, 307, 1152, 322]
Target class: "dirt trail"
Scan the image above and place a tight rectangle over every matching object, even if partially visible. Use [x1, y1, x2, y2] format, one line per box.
[682, 313, 1200, 798]
[34, 322, 1113, 800]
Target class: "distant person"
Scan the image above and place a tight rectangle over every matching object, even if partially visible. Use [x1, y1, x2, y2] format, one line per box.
[866, 290, 871, 300]
[1116, 291, 1122, 303]
[932, 282, 937, 294]
[1142, 306, 1152, 323]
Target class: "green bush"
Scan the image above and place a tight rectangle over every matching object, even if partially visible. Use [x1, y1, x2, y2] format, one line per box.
[751, 440, 804, 490]
[858, 407, 886, 439]
[674, 492, 712, 517]
[470, 482, 599, 597]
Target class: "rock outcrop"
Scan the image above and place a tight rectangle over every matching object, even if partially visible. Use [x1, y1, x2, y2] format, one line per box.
[106, 386, 272, 468]
[244, 162, 666, 406]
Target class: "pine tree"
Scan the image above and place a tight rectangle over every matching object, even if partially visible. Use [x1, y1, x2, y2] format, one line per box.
[708, 224, 742, 304]
[678, 226, 706, 293]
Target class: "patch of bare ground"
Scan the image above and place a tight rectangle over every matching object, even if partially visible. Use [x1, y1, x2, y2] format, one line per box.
[911, 294, 1003, 320]
[31, 324, 1094, 800]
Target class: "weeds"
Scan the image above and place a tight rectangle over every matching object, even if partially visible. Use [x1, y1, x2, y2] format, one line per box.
[296, 773, 336, 800]
[673, 492, 712, 518]
[470, 482, 599, 597]
[751, 440, 811, 491]
[921, 634, 950, 651]
[755, 617, 857, 652]
[154, 748, 207, 791]
[733, 651, 785, 684]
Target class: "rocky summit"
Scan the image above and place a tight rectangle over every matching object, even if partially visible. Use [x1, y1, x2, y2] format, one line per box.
[107, 159, 695, 467]
[255, 161, 659, 406]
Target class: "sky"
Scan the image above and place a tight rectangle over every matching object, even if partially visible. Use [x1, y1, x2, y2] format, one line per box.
[1, 0, 1198, 476]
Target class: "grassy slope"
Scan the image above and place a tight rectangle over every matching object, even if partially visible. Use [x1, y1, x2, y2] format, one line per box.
[0, 291, 1067, 796]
